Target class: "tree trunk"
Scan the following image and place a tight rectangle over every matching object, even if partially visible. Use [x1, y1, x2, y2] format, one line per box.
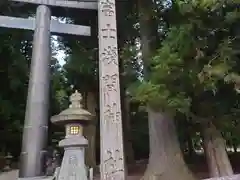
[83, 92, 97, 169]
[202, 121, 233, 177]
[123, 94, 135, 164]
[119, 55, 135, 165]
[187, 135, 195, 158]
[142, 108, 197, 180]
[138, 0, 196, 179]
[233, 145, 237, 153]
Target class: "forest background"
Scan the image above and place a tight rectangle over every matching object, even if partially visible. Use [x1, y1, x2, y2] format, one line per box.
[0, 0, 240, 180]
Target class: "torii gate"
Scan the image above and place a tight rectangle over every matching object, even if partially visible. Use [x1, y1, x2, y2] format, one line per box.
[0, 0, 126, 179]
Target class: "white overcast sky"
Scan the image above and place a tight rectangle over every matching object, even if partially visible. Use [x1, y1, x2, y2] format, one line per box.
[52, 35, 66, 66]
[51, 17, 66, 66]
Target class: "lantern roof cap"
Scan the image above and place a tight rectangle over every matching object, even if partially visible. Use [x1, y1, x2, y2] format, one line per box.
[51, 90, 93, 125]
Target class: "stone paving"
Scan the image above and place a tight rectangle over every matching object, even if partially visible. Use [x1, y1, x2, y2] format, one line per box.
[0, 170, 18, 180]
[0, 170, 142, 180]
[1, 169, 240, 180]
[0, 170, 54, 180]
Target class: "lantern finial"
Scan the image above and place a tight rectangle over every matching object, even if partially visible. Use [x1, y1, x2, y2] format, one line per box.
[69, 90, 82, 108]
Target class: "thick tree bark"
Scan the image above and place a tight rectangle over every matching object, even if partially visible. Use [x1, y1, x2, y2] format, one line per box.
[233, 145, 237, 153]
[119, 55, 135, 165]
[123, 94, 135, 164]
[141, 108, 197, 180]
[187, 135, 195, 158]
[202, 121, 233, 178]
[138, 0, 196, 179]
[83, 92, 97, 169]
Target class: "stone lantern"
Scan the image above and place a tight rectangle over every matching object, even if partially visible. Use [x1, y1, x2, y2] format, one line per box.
[51, 90, 93, 180]
[3, 153, 13, 171]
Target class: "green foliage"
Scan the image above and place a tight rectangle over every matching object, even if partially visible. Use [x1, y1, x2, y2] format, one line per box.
[63, 42, 98, 93]
[130, 23, 194, 113]
[130, 80, 191, 113]
[131, 0, 240, 119]
[0, 29, 31, 155]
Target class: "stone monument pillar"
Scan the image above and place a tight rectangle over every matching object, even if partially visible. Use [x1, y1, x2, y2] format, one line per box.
[51, 90, 93, 180]
[98, 0, 126, 179]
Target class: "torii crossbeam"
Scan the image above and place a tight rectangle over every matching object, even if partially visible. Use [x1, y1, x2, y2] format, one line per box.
[11, 0, 97, 9]
[0, 15, 90, 35]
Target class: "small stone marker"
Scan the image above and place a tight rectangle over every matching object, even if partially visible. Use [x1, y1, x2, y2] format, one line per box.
[3, 153, 13, 171]
[51, 90, 93, 180]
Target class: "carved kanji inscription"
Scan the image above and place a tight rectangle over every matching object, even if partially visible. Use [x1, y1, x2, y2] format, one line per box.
[67, 155, 78, 178]
[103, 103, 120, 123]
[68, 155, 78, 166]
[101, 46, 118, 65]
[104, 149, 124, 178]
[102, 74, 118, 105]
[102, 74, 118, 91]
[101, 23, 116, 39]
[101, 0, 115, 16]
[99, 0, 126, 178]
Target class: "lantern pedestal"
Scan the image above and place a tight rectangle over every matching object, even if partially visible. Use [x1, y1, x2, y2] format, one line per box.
[57, 136, 88, 180]
[51, 90, 93, 180]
